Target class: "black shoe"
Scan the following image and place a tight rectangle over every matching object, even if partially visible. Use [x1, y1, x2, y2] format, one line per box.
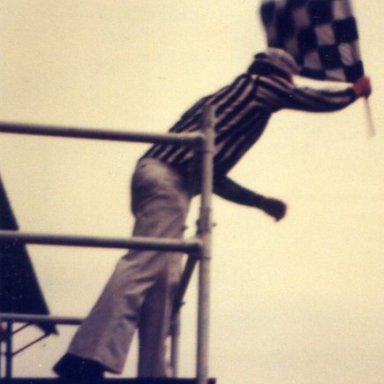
[53, 353, 105, 384]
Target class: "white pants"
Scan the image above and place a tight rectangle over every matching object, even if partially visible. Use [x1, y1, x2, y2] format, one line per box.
[67, 158, 191, 376]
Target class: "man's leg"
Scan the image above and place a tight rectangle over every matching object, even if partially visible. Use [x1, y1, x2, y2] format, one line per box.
[54, 159, 190, 377]
[137, 250, 182, 377]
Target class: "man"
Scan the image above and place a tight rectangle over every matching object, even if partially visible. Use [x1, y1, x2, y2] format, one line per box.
[54, 48, 371, 383]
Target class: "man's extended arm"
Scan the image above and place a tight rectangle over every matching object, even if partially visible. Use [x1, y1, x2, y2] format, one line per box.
[260, 75, 372, 113]
[213, 176, 286, 221]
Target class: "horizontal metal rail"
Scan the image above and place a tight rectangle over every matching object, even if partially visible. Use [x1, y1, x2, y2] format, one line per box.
[0, 313, 83, 326]
[0, 230, 202, 253]
[0, 121, 204, 145]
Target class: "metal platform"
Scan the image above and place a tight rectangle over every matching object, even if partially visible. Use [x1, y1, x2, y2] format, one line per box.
[1, 378, 216, 384]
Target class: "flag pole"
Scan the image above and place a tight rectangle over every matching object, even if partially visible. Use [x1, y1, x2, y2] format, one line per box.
[364, 98, 376, 138]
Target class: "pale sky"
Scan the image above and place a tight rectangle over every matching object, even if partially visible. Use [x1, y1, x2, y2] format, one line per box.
[1, 1, 384, 383]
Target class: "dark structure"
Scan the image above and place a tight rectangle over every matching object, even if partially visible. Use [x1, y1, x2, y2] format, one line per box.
[0, 175, 56, 335]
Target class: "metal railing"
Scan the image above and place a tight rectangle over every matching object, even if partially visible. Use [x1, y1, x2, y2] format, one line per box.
[0, 107, 215, 384]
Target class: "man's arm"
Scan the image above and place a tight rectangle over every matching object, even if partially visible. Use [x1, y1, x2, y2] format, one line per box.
[261, 75, 371, 113]
[289, 76, 372, 112]
[213, 176, 287, 221]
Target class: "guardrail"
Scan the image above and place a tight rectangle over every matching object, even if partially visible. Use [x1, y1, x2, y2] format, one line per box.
[0, 106, 215, 384]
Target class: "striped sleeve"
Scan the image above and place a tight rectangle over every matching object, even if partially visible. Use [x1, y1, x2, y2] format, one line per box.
[287, 86, 357, 112]
[256, 76, 357, 113]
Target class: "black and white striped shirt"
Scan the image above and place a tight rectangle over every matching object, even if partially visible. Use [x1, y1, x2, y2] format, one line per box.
[142, 71, 356, 179]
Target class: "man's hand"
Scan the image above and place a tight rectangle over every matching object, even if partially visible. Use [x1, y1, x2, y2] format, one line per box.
[214, 176, 287, 221]
[261, 198, 287, 221]
[353, 76, 372, 98]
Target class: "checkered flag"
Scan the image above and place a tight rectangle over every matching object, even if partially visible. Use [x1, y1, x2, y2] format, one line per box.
[260, 0, 364, 83]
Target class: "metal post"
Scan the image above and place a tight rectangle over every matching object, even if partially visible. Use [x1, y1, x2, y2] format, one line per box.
[170, 314, 181, 377]
[170, 239, 200, 374]
[5, 320, 13, 379]
[196, 106, 215, 384]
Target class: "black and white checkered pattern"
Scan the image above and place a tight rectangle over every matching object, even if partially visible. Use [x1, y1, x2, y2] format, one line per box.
[260, 0, 364, 82]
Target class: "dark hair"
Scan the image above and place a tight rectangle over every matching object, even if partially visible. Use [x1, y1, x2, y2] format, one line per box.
[247, 60, 291, 81]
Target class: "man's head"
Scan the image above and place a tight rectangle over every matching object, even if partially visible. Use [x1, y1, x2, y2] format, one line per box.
[248, 48, 299, 80]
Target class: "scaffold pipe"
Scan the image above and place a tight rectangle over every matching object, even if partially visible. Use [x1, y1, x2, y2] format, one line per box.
[0, 313, 83, 326]
[0, 230, 202, 253]
[0, 121, 204, 145]
[196, 106, 215, 384]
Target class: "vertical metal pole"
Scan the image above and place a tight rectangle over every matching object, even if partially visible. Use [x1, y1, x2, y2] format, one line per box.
[170, 314, 181, 377]
[196, 105, 215, 384]
[5, 320, 13, 379]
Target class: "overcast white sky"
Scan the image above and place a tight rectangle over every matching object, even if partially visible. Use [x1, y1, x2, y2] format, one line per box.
[1, 1, 384, 383]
